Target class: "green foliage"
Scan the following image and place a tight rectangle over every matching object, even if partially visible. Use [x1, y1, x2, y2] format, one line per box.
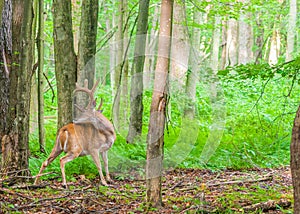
[203, 60, 299, 169]
[30, 61, 299, 179]
[218, 57, 300, 81]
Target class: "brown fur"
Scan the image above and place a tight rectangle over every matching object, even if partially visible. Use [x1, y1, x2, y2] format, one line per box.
[34, 117, 116, 188]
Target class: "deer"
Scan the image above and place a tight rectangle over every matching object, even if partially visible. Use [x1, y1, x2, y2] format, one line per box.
[34, 79, 116, 188]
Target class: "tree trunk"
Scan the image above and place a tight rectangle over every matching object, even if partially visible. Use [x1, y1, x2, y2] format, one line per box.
[1, 0, 33, 178]
[105, 3, 116, 94]
[0, 0, 9, 169]
[183, 6, 201, 119]
[210, 16, 221, 98]
[37, 0, 45, 152]
[29, 0, 38, 135]
[268, 27, 280, 65]
[72, 0, 81, 54]
[120, 0, 128, 133]
[126, 0, 150, 143]
[238, 1, 253, 65]
[30, 75, 38, 134]
[211, 16, 221, 73]
[254, 13, 263, 64]
[143, 4, 159, 90]
[0, 0, 11, 145]
[169, 0, 189, 122]
[286, 0, 296, 62]
[170, 0, 189, 82]
[1, 0, 15, 173]
[0, 0, 3, 24]
[226, 18, 238, 66]
[290, 105, 300, 213]
[146, 0, 173, 208]
[112, 0, 124, 130]
[75, 0, 98, 118]
[53, 0, 77, 128]
[16, 0, 34, 169]
[220, 20, 227, 69]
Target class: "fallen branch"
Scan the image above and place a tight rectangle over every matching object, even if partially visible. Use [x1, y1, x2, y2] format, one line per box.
[12, 182, 49, 190]
[207, 175, 273, 187]
[0, 169, 29, 176]
[31, 171, 58, 179]
[1, 171, 56, 188]
[242, 199, 291, 212]
[0, 187, 33, 200]
[178, 175, 273, 191]
[170, 180, 184, 190]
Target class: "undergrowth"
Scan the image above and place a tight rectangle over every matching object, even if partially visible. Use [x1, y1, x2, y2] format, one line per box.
[29, 73, 299, 180]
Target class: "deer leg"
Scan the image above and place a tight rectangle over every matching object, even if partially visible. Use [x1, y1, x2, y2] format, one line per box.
[90, 151, 107, 186]
[60, 153, 78, 188]
[34, 143, 62, 185]
[101, 151, 113, 183]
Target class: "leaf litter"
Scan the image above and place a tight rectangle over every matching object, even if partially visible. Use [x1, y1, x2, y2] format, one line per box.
[0, 166, 292, 213]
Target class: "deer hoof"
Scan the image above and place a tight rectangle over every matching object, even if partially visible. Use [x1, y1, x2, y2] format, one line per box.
[101, 180, 108, 186]
[107, 178, 114, 184]
[62, 184, 68, 189]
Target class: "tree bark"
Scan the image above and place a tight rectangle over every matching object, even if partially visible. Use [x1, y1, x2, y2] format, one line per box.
[238, 1, 253, 65]
[16, 0, 34, 168]
[75, 0, 98, 118]
[105, 2, 116, 94]
[71, 0, 81, 54]
[2, 0, 15, 173]
[112, 0, 124, 130]
[226, 18, 238, 66]
[210, 16, 221, 98]
[286, 0, 296, 62]
[53, 0, 77, 128]
[1, 0, 33, 178]
[268, 27, 280, 65]
[37, 0, 45, 152]
[0, 0, 4, 29]
[183, 5, 201, 119]
[170, 0, 189, 82]
[29, 0, 38, 135]
[143, 4, 159, 90]
[0, 0, 12, 144]
[291, 105, 300, 213]
[146, 0, 173, 208]
[220, 20, 227, 69]
[254, 12, 263, 64]
[126, 0, 150, 143]
[210, 16, 221, 73]
[120, 0, 128, 132]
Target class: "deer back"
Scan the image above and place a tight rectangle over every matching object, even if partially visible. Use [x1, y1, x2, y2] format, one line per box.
[73, 123, 109, 154]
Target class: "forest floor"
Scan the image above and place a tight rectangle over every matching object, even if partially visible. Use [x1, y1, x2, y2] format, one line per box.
[0, 166, 293, 213]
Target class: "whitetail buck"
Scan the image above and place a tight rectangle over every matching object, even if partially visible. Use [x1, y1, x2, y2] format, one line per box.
[34, 79, 116, 187]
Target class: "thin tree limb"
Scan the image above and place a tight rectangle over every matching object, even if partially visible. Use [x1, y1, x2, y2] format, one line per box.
[43, 72, 55, 103]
